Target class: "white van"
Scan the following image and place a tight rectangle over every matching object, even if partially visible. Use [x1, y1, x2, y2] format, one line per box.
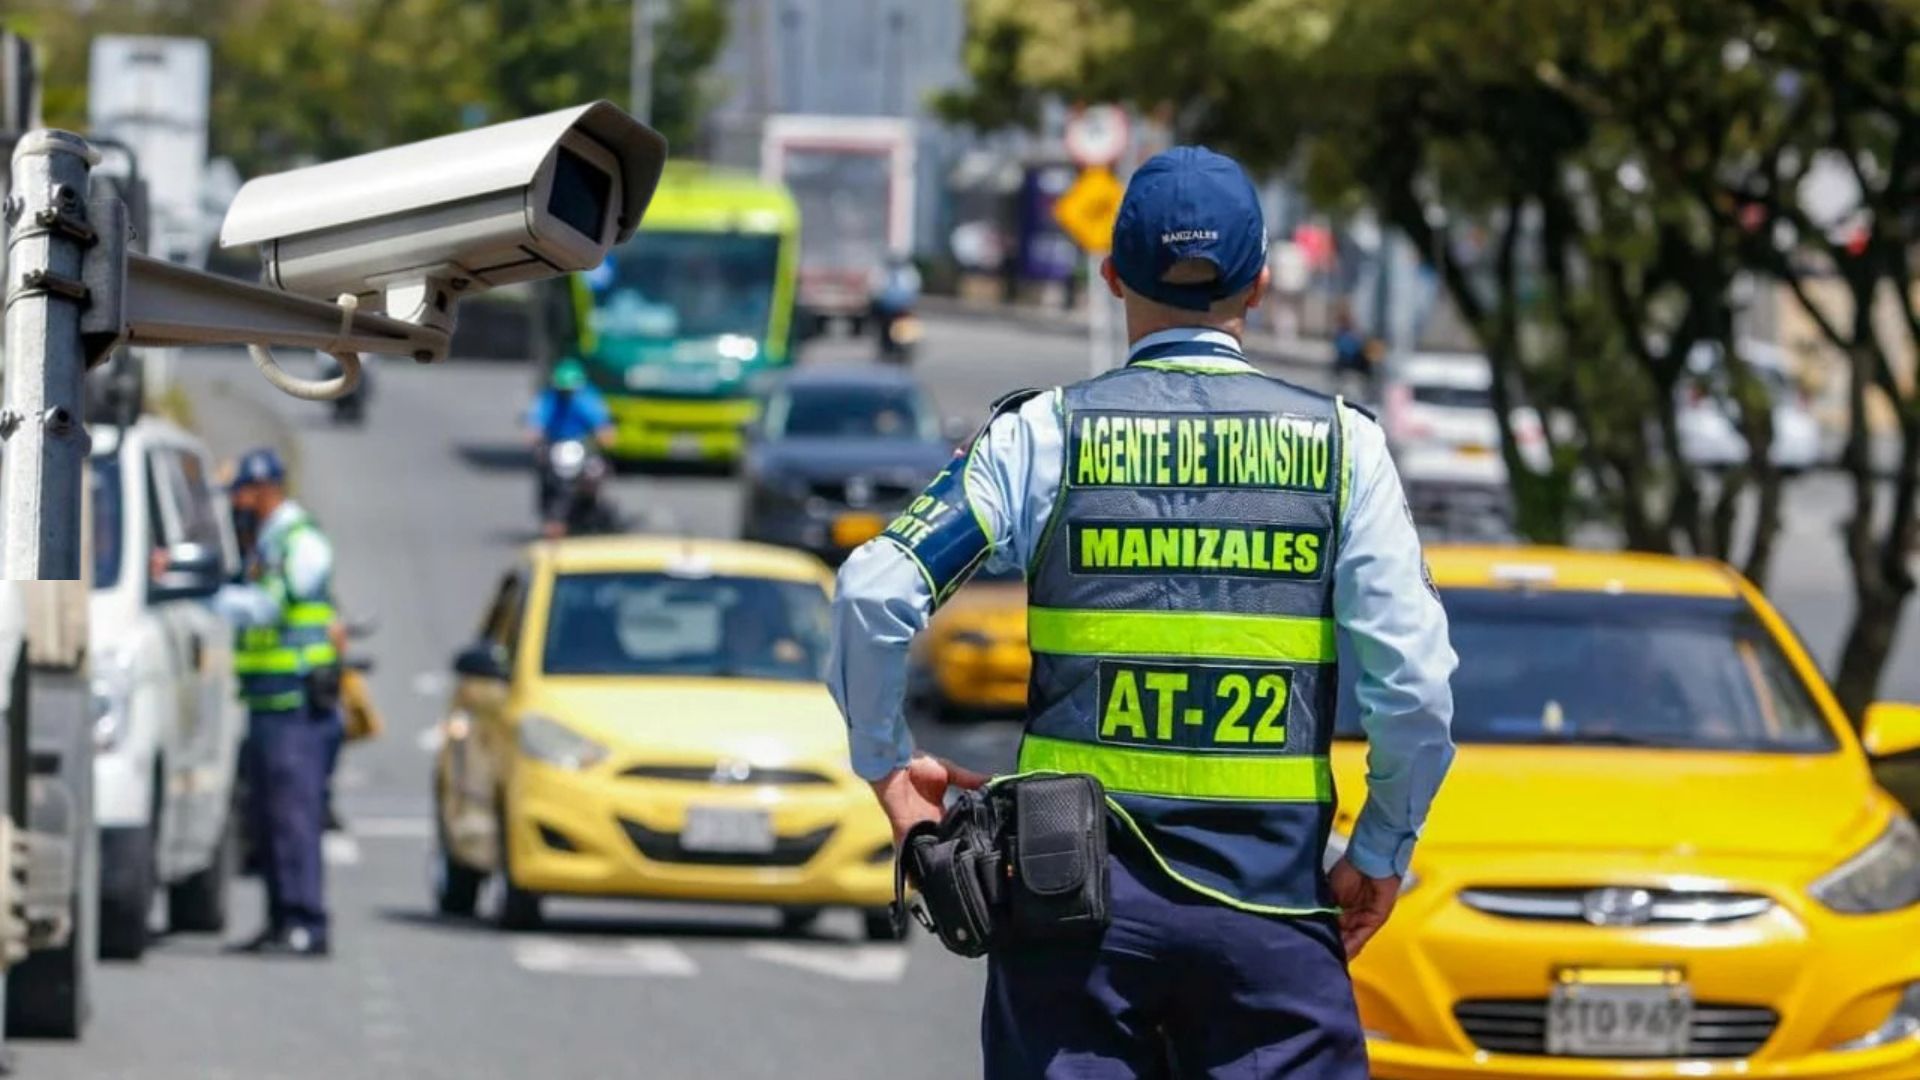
[88, 418, 245, 960]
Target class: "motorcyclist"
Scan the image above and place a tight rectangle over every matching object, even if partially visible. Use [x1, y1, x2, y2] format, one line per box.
[524, 357, 616, 534]
[868, 254, 922, 357]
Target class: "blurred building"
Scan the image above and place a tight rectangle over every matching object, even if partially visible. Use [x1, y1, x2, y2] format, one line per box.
[705, 0, 971, 258]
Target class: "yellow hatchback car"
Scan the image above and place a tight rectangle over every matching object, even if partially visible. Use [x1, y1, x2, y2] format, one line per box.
[910, 565, 1031, 718]
[1340, 547, 1920, 1079]
[429, 536, 899, 938]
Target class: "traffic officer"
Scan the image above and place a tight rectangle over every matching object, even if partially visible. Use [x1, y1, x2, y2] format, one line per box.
[217, 448, 340, 958]
[828, 147, 1456, 1077]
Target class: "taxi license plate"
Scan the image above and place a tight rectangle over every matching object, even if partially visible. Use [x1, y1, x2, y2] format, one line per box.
[832, 513, 886, 548]
[681, 808, 775, 854]
[1546, 980, 1692, 1057]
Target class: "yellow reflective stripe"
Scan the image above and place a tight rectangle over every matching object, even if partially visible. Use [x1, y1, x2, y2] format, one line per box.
[299, 644, 338, 665]
[1017, 735, 1333, 802]
[234, 649, 303, 674]
[1027, 607, 1335, 664]
[285, 603, 335, 627]
[243, 690, 306, 711]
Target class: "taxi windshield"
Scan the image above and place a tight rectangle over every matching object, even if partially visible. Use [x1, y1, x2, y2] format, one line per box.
[1340, 590, 1838, 752]
[542, 571, 830, 682]
[592, 231, 780, 342]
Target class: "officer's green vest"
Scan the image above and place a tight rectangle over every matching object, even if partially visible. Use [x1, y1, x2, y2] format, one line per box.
[1019, 354, 1349, 915]
[234, 515, 338, 713]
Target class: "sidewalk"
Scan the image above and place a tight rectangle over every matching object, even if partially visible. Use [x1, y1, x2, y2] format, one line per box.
[920, 295, 1336, 374]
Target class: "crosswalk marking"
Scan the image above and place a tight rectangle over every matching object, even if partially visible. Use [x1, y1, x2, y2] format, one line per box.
[513, 938, 698, 978]
[323, 832, 362, 866]
[744, 942, 910, 983]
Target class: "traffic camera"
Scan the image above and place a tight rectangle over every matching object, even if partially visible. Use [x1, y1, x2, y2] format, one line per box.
[219, 101, 665, 339]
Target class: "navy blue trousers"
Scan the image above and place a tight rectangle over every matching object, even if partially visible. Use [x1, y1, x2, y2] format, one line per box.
[245, 707, 332, 940]
[983, 840, 1369, 1079]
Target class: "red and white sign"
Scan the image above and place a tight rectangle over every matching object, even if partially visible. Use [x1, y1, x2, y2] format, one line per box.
[1063, 105, 1131, 169]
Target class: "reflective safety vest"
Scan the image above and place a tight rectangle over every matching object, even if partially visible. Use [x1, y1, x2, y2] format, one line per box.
[1019, 355, 1349, 915]
[234, 515, 339, 713]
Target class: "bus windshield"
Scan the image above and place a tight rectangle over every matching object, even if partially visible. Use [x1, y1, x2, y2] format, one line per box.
[590, 231, 780, 343]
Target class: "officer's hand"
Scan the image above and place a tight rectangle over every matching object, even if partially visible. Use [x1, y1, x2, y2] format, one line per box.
[868, 752, 988, 847]
[1328, 857, 1401, 960]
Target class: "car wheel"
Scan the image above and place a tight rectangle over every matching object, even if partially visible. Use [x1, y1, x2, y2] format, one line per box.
[97, 825, 154, 961]
[9, 825, 94, 1039]
[167, 811, 235, 934]
[779, 907, 824, 936]
[432, 822, 483, 919]
[862, 907, 907, 942]
[494, 800, 543, 931]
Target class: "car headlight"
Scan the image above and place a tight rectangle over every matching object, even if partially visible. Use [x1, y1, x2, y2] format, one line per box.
[1834, 983, 1920, 1051]
[1811, 816, 1920, 914]
[91, 653, 135, 752]
[517, 714, 608, 772]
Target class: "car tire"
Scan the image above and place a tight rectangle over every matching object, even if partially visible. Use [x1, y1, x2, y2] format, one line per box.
[432, 824, 483, 919]
[167, 811, 234, 934]
[97, 824, 154, 961]
[862, 907, 907, 942]
[779, 907, 824, 936]
[494, 801, 543, 932]
[8, 823, 95, 1040]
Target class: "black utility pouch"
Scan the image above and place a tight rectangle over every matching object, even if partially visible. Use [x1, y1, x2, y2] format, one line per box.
[897, 817, 1001, 958]
[1005, 774, 1109, 941]
[305, 665, 343, 713]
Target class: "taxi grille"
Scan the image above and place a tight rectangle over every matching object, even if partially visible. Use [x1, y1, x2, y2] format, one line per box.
[1453, 999, 1778, 1058]
[618, 819, 835, 867]
[619, 764, 834, 786]
[1458, 887, 1774, 925]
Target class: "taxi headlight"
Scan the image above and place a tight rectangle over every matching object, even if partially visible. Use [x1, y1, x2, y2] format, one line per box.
[517, 714, 608, 772]
[1810, 816, 1920, 914]
[1834, 983, 1920, 1051]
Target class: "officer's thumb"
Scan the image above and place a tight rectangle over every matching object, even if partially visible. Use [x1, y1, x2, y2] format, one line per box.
[943, 759, 990, 791]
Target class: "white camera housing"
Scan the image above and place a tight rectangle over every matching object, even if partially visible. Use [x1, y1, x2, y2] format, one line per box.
[219, 101, 665, 334]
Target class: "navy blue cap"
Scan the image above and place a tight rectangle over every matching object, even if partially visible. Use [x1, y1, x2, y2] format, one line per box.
[1111, 146, 1268, 312]
[232, 448, 286, 488]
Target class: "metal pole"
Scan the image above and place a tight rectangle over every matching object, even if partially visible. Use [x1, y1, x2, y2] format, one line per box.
[630, 0, 656, 127]
[1, 131, 96, 580]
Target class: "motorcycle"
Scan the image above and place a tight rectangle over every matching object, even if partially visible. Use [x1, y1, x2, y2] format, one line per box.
[875, 306, 922, 365]
[537, 438, 619, 538]
[314, 351, 374, 424]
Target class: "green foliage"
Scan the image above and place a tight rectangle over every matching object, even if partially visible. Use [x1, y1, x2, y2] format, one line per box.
[948, 0, 1920, 711]
[10, 0, 728, 173]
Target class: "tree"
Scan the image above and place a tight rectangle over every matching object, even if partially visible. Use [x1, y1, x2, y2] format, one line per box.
[944, 0, 1918, 715]
[10, 0, 729, 173]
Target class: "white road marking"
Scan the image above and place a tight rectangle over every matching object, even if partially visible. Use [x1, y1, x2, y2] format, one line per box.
[323, 832, 362, 866]
[513, 937, 698, 978]
[415, 725, 444, 753]
[411, 671, 451, 698]
[745, 942, 910, 983]
[350, 816, 434, 840]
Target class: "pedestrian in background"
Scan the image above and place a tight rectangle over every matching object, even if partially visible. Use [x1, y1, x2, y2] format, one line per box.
[215, 448, 341, 958]
[829, 146, 1456, 1077]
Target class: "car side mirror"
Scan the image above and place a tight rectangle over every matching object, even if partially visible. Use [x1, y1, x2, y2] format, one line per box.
[1861, 702, 1920, 759]
[452, 642, 510, 682]
[148, 542, 224, 603]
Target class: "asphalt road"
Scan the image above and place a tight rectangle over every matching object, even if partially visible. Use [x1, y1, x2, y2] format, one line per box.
[15, 312, 1918, 1078]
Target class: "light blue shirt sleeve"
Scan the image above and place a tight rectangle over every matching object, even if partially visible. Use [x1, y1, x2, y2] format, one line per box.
[212, 583, 278, 629]
[1334, 406, 1458, 879]
[827, 391, 1059, 780]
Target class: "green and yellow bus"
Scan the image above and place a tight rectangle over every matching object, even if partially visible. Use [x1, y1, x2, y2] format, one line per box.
[555, 163, 801, 463]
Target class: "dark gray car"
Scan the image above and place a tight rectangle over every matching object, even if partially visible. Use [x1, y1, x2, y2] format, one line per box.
[740, 366, 958, 563]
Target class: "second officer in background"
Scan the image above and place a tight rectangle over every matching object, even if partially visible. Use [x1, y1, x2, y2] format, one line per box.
[217, 448, 340, 957]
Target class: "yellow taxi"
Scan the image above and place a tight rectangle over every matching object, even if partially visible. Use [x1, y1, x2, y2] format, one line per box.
[1338, 546, 1920, 1078]
[429, 536, 899, 938]
[910, 566, 1031, 718]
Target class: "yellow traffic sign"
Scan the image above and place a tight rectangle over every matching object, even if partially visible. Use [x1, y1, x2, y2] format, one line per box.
[1053, 167, 1124, 254]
